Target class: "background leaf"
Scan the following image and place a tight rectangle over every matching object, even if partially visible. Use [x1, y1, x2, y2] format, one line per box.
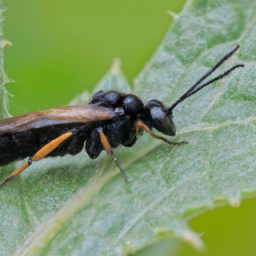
[1, 0, 256, 255]
[0, 3, 10, 120]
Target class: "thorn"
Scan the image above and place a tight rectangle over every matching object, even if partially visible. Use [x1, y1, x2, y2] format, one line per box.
[111, 57, 122, 75]
[167, 10, 178, 20]
[0, 39, 13, 48]
[229, 196, 241, 208]
[180, 230, 206, 251]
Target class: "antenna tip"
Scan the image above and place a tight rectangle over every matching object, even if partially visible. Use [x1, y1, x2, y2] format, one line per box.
[231, 45, 240, 55]
[236, 63, 245, 68]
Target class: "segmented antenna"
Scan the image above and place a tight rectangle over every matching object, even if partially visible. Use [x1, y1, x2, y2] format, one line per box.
[168, 45, 244, 112]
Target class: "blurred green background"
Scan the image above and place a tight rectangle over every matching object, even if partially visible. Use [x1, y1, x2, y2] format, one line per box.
[4, 0, 185, 115]
[3, 0, 256, 255]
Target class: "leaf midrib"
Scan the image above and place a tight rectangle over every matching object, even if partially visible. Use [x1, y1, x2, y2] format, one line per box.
[14, 136, 160, 256]
[13, 114, 256, 256]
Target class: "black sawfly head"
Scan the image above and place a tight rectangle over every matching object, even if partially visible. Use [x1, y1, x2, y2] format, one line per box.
[145, 99, 176, 136]
[145, 45, 244, 136]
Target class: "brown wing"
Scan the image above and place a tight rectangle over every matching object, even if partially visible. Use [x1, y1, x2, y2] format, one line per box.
[0, 104, 116, 135]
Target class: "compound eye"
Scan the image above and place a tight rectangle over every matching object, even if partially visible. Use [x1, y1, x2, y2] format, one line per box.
[146, 100, 176, 136]
[123, 95, 144, 113]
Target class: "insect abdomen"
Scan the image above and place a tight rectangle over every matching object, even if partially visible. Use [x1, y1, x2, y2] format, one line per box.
[0, 131, 38, 166]
[0, 124, 89, 167]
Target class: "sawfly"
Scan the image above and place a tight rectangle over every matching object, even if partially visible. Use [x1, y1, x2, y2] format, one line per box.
[0, 45, 244, 186]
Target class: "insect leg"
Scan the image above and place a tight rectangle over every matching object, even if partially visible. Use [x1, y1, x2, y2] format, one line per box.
[98, 128, 127, 180]
[0, 132, 73, 187]
[136, 119, 189, 146]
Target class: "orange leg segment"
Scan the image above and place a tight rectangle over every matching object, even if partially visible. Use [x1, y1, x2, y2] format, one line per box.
[136, 119, 189, 145]
[0, 132, 73, 187]
[99, 130, 127, 180]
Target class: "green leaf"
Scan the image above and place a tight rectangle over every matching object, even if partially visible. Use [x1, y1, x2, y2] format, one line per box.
[1, 0, 256, 255]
